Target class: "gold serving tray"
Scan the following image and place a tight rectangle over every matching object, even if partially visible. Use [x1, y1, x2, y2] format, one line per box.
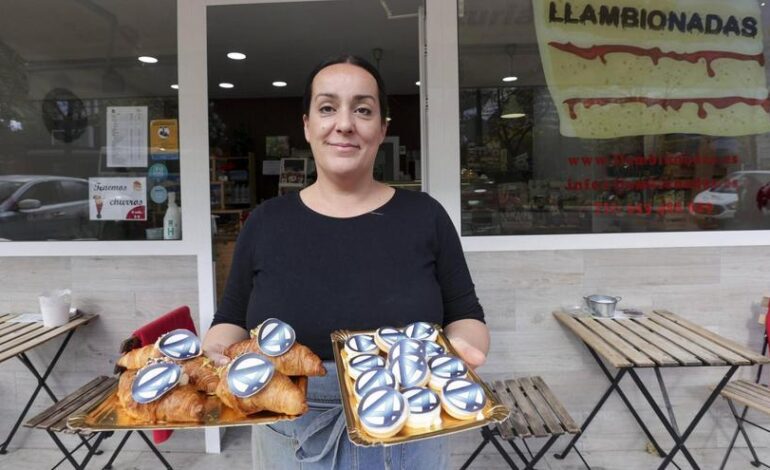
[68, 376, 307, 432]
[331, 326, 510, 447]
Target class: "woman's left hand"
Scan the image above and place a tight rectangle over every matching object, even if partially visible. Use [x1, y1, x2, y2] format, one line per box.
[448, 335, 487, 370]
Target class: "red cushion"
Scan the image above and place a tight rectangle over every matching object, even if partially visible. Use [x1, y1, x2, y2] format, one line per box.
[766, 304, 770, 350]
[132, 306, 196, 444]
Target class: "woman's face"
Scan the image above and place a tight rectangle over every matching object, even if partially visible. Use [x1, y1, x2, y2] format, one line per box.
[303, 63, 387, 182]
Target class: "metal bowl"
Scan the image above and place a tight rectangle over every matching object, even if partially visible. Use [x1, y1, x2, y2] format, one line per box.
[584, 295, 622, 317]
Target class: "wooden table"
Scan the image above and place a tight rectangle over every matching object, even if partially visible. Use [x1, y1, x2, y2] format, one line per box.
[0, 311, 97, 454]
[553, 309, 769, 470]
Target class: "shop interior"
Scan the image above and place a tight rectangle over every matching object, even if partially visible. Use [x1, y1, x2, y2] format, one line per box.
[205, 0, 422, 298]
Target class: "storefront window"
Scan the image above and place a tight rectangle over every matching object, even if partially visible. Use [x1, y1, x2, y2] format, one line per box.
[0, 0, 180, 241]
[459, 0, 770, 236]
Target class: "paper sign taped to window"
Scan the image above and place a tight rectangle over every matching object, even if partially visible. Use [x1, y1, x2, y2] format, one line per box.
[533, 0, 770, 138]
[89, 177, 147, 221]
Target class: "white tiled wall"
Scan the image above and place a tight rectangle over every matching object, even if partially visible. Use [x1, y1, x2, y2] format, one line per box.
[0, 248, 769, 468]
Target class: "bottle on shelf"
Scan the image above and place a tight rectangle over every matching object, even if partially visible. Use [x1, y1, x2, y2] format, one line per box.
[163, 192, 182, 240]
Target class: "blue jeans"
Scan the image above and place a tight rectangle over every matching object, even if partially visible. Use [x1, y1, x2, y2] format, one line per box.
[251, 361, 448, 469]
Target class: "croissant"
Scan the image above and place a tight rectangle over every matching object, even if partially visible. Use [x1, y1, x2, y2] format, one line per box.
[181, 356, 220, 395]
[224, 339, 326, 377]
[117, 370, 157, 422]
[117, 370, 206, 423]
[215, 368, 308, 416]
[116, 344, 163, 369]
[154, 385, 207, 423]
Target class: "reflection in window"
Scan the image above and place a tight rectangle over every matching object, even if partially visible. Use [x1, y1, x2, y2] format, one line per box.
[0, 0, 179, 241]
[458, 0, 770, 236]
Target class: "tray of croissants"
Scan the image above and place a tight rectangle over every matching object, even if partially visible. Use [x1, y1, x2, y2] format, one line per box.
[331, 322, 510, 447]
[67, 319, 325, 431]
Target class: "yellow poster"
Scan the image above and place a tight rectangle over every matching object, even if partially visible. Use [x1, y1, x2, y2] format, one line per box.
[150, 119, 179, 153]
[533, 0, 770, 138]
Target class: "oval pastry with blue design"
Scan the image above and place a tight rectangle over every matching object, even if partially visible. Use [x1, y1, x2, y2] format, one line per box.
[347, 353, 386, 379]
[131, 362, 182, 404]
[428, 354, 469, 392]
[354, 367, 396, 400]
[389, 353, 430, 389]
[256, 318, 296, 357]
[441, 378, 487, 420]
[157, 329, 202, 360]
[423, 340, 445, 358]
[402, 386, 442, 429]
[404, 322, 438, 341]
[344, 334, 378, 357]
[374, 327, 407, 353]
[357, 386, 409, 438]
[388, 338, 426, 364]
[226, 353, 275, 398]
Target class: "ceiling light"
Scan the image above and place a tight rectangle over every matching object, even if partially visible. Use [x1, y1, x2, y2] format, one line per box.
[219, 82, 234, 89]
[227, 52, 246, 60]
[502, 45, 518, 84]
[170, 84, 179, 90]
[415, 81, 421, 86]
[138, 56, 158, 64]
[272, 81, 287, 87]
[501, 96, 526, 119]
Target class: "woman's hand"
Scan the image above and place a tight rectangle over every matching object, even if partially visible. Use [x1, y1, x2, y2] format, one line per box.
[202, 323, 249, 367]
[448, 336, 487, 369]
[203, 342, 231, 367]
[444, 318, 490, 370]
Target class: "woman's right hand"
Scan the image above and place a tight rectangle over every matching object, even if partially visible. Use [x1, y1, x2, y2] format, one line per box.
[202, 323, 249, 366]
[203, 342, 231, 367]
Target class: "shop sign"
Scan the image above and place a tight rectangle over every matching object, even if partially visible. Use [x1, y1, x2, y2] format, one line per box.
[89, 177, 147, 221]
[533, 0, 770, 138]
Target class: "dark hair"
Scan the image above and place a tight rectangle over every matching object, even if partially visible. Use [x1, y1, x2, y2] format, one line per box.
[302, 54, 389, 122]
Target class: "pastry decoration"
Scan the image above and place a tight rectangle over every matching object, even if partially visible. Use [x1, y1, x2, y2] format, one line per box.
[113, 318, 315, 424]
[402, 387, 442, 429]
[374, 327, 407, 353]
[429, 354, 468, 392]
[441, 378, 487, 421]
[215, 366, 307, 416]
[423, 340, 445, 359]
[354, 367, 396, 401]
[357, 386, 409, 438]
[131, 362, 182, 404]
[345, 334, 378, 357]
[388, 338, 426, 365]
[225, 326, 326, 377]
[118, 370, 206, 423]
[347, 353, 386, 380]
[404, 322, 438, 342]
[389, 353, 430, 389]
[117, 329, 201, 370]
[255, 318, 296, 357]
[226, 353, 275, 398]
[157, 328, 202, 360]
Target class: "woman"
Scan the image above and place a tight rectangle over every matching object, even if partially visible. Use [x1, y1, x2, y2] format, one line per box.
[203, 55, 489, 469]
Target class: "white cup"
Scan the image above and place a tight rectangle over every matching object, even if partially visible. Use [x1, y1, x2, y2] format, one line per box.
[39, 289, 72, 327]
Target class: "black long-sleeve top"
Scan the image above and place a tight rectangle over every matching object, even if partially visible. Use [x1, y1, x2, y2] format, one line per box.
[212, 189, 484, 359]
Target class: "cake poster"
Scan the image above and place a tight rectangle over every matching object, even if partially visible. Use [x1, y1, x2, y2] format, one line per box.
[533, 0, 770, 138]
[89, 177, 147, 221]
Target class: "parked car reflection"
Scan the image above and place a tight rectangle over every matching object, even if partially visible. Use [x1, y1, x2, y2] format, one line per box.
[0, 175, 95, 240]
[689, 171, 770, 228]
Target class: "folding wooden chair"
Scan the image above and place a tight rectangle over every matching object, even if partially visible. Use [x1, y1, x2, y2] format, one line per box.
[718, 298, 770, 469]
[460, 376, 586, 470]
